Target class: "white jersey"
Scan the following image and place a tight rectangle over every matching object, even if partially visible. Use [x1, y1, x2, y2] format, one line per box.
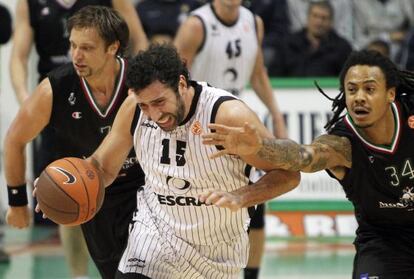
[132, 81, 253, 246]
[190, 4, 258, 95]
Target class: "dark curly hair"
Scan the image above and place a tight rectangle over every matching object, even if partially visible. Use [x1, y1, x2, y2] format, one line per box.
[317, 50, 414, 131]
[126, 44, 189, 94]
[67, 6, 129, 56]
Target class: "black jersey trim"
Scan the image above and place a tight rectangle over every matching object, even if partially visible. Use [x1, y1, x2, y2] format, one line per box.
[179, 80, 202, 126]
[344, 102, 401, 154]
[210, 96, 237, 124]
[209, 3, 239, 27]
[210, 95, 237, 150]
[80, 56, 126, 118]
[193, 15, 206, 55]
[130, 105, 142, 136]
[244, 164, 253, 179]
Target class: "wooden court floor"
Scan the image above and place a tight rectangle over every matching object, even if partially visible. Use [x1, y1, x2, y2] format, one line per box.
[0, 226, 354, 279]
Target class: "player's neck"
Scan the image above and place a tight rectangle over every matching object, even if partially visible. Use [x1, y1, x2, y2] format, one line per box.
[358, 106, 396, 146]
[212, 2, 239, 24]
[85, 57, 120, 97]
[182, 85, 195, 120]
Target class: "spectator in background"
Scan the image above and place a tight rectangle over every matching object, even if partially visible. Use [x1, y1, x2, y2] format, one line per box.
[365, 39, 391, 58]
[0, 2, 12, 264]
[243, 0, 290, 76]
[399, 29, 414, 71]
[8, 1, 147, 278]
[273, 0, 352, 76]
[136, 0, 205, 44]
[286, 0, 354, 44]
[353, 0, 413, 61]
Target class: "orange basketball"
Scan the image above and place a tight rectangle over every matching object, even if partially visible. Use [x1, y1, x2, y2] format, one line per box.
[36, 157, 105, 226]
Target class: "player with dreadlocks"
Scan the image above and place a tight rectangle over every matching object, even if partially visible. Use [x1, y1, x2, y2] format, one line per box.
[200, 50, 414, 278]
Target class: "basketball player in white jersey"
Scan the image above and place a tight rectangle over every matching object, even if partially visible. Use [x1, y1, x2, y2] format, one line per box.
[65, 44, 299, 278]
[174, 1, 286, 277]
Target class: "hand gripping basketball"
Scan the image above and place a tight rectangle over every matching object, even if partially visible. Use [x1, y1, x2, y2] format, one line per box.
[35, 157, 104, 226]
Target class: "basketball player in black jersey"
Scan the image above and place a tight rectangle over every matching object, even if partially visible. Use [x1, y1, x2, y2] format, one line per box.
[5, 6, 145, 279]
[9, 1, 147, 278]
[203, 50, 414, 278]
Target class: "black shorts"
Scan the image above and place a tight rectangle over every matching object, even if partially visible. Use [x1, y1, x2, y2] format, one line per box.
[353, 237, 414, 279]
[82, 185, 139, 279]
[249, 203, 265, 229]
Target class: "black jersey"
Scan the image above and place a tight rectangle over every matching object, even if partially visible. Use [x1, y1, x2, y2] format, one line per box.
[28, 0, 112, 79]
[47, 57, 144, 194]
[136, 0, 202, 40]
[329, 102, 414, 253]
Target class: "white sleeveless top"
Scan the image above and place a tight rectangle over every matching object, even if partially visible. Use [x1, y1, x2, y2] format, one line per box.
[190, 4, 258, 95]
[132, 81, 253, 245]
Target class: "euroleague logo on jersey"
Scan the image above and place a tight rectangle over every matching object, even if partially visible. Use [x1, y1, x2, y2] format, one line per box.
[408, 115, 414, 129]
[191, 121, 203, 135]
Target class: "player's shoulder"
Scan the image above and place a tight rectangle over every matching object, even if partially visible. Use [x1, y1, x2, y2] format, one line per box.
[48, 63, 77, 82]
[213, 98, 254, 127]
[183, 13, 204, 32]
[328, 117, 354, 139]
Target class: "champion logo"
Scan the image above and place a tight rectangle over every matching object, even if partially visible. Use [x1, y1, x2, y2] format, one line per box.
[408, 115, 414, 129]
[49, 167, 76, 184]
[72, 112, 82, 119]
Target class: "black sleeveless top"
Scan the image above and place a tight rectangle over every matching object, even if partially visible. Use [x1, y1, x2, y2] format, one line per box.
[47, 58, 144, 194]
[28, 0, 112, 79]
[328, 102, 414, 253]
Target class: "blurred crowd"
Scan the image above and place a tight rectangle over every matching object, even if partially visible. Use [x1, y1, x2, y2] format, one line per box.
[3, 0, 414, 78]
[136, 0, 414, 77]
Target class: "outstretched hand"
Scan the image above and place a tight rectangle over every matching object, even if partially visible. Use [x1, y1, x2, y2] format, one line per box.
[202, 122, 262, 158]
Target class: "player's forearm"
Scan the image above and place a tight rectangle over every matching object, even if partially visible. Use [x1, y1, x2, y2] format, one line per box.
[272, 111, 287, 138]
[256, 138, 313, 171]
[251, 76, 277, 114]
[10, 59, 30, 105]
[129, 25, 148, 53]
[86, 156, 117, 188]
[4, 134, 27, 186]
[234, 169, 300, 208]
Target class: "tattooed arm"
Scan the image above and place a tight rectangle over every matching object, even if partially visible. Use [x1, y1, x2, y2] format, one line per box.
[258, 134, 352, 174]
[203, 123, 352, 177]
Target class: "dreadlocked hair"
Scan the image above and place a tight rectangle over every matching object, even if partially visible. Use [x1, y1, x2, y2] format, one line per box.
[318, 50, 414, 131]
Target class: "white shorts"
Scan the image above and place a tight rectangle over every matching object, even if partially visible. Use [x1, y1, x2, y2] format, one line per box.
[117, 196, 249, 278]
